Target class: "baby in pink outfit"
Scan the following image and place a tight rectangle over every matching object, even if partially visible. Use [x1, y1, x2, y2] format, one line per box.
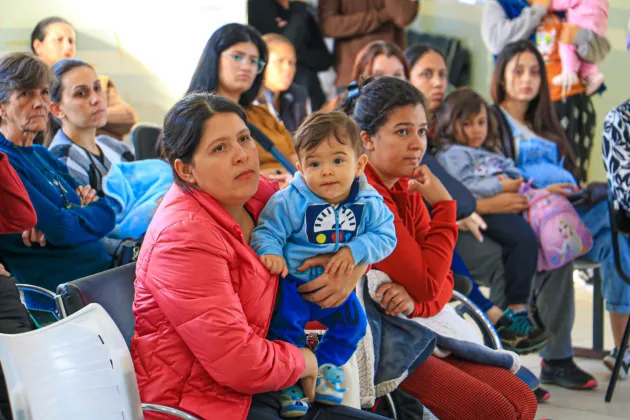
[551, 0, 609, 95]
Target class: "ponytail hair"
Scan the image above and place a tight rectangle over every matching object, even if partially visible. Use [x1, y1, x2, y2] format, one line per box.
[341, 76, 426, 135]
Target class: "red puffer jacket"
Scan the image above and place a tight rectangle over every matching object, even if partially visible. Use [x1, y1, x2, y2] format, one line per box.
[131, 178, 305, 420]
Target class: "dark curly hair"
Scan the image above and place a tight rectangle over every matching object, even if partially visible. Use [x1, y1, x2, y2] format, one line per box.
[341, 76, 426, 135]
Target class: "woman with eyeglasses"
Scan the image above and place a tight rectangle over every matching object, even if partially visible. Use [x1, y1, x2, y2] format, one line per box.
[188, 23, 297, 187]
[0, 53, 115, 292]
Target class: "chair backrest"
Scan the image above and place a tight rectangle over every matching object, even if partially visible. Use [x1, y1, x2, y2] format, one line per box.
[130, 123, 161, 161]
[0, 303, 143, 420]
[56, 263, 136, 346]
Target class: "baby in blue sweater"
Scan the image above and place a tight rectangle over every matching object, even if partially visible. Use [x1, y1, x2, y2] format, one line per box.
[251, 111, 396, 417]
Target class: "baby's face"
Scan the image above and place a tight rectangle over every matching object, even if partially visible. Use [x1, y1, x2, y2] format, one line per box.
[297, 136, 367, 205]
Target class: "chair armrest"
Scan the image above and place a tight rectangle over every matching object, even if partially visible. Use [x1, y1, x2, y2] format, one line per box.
[451, 290, 502, 350]
[141, 403, 202, 419]
[15, 284, 56, 298]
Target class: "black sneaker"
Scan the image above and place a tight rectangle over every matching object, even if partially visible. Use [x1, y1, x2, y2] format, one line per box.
[540, 359, 598, 389]
[494, 309, 550, 354]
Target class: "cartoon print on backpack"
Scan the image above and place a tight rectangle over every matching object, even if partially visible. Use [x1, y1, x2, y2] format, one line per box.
[536, 28, 557, 62]
[521, 185, 593, 271]
[558, 219, 589, 253]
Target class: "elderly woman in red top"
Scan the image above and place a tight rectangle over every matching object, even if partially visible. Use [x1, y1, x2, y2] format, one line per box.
[342, 76, 537, 420]
[130, 92, 387, 420]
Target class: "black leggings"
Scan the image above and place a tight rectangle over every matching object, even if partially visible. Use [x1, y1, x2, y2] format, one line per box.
[482, 214, 539, 306]
[247, 392, 387, 420]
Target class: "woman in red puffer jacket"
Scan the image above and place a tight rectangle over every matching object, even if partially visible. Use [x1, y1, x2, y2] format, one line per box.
[130, 92, 383, 420]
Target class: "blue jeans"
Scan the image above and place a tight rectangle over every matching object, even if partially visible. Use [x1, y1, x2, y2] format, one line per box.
[578, 200, 630, 314]
[451, 250, 495, 313]
[268, 275, 367, 366]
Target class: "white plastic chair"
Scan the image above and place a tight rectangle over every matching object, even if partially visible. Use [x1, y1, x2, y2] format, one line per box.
[0, 303, 200, 420]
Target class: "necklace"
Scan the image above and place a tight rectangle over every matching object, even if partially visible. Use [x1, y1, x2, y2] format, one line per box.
[11, 145, 78, 209]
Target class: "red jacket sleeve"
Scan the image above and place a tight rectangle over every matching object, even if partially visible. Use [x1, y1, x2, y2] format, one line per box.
[145, 221, 305, 395]
[0, 152, 37, 233]
[373, 196, 458, 318]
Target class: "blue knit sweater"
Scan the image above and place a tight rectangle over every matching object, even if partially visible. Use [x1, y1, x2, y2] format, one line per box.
[0, 133, 114, 290]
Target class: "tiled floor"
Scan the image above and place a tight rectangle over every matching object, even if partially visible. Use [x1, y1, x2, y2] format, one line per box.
[520, 276, 630, 419]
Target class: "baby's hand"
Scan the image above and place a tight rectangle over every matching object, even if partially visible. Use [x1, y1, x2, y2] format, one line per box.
[325, 247, 355, 281]
[261, 255, 288, 278]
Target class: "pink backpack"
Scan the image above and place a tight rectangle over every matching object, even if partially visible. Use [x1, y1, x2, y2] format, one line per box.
[520, 183, 593, 272]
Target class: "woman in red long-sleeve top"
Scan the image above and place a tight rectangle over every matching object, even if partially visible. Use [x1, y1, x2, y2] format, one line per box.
[366, 163, 457, 318]
[343, 77, 537, 420]
[0, 152, 37, 234]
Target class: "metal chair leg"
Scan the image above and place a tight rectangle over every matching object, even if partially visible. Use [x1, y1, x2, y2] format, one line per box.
[452, 290, 502, 350]
[384, 392, 398, 420]
[593, 267, 604, 351]
[605, 317, 630, 402]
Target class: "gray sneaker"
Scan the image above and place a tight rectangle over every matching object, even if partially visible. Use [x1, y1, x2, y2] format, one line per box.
[603, 347, 630, 380]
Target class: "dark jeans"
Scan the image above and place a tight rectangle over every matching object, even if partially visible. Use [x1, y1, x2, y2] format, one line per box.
[482, 214, 538, 306]
[0, 277, 35, 420]
[247, 392, 387, 419]
[451, 250, 495, 313]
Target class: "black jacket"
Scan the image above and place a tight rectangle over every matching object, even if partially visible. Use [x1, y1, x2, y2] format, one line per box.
[248, 0, 332, 109]
[422, 153, 476, 220]
[262, 84, 310, 134]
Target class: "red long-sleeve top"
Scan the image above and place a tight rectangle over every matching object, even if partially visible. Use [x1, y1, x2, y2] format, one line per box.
[365, 164, 458, 318]
[0, 152, 37, 233]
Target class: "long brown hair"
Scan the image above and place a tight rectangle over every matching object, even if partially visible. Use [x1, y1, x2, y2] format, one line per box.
[321, 41, 411, 113]
[435, 88, 501, 153]
[491, 41, 576, 174]
[351, 41, 410, 83]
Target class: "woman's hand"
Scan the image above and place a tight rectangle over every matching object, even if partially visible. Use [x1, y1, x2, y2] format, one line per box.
[298, 347, 318, 401]
[22, 228, 46, 247]
[545, 183, 579, 196]
[501, 177, 524, 193]
[408, 165, 452, 205]
[457, 212, 487, 242]
[76, 186, 99, 206]
[260, 168, 293, 189]
[375, 282, 415, 317]
[296, 255, 368, 308]
[477, 193, 529, 215]
[0, 263, 10, 277]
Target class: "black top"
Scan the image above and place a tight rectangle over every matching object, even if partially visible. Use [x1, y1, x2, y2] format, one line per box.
[248, 0, 332, 73]
[422, 153, 476, 220]
[262, 84, 310, 134]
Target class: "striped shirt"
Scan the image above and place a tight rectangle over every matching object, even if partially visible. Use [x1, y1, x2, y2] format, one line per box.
[49, 130, 134, 195]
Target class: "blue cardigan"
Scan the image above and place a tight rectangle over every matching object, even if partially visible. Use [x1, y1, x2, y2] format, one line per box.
[0, 133, 114, 290]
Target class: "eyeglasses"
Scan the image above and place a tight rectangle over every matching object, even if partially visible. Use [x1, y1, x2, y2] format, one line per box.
[224, 53, 266, 74]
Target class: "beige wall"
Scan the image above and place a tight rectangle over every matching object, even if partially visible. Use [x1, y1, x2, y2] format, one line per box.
[412, 0, 630, 182]
[0, 0, 248, 127]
